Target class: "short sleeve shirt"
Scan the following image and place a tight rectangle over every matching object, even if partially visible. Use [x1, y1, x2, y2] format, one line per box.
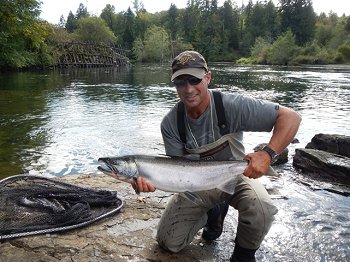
[161, 91, 279, 157]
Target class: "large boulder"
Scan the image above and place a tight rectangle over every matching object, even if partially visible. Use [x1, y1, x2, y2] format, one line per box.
[306, 133, 350, 158]
[293, 148, 350, 185]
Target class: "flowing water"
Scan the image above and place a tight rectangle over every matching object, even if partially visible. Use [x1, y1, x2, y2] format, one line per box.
[0, 63, 349, 261]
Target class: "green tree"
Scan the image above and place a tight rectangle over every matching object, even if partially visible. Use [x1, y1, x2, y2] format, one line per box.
[250, 37, 271, 63]
[65, 11, 77, 33]
[75, 17, 117, 44]
[123, 7, 135, 49]
[197, 0, 221, 59]
[264, 0, 281, 42]
[143, 25, 169, 62]
[166, 4, 178, 41]
[76, 3, 89, 20]
[100, 4, 116, 31]
[279, 0, 316, 45]
[220, 1, 240, 51]
[58, 15, 66, 28]
[267, 30, 297, 65]
[0, 0, 50, 68]
[132, 37, 144, 61]
[132, 0, 145, 14]
[182, 1, 201, 45]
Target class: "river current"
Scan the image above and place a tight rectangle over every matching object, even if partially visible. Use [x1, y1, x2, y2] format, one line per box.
[0, 63, 349, 261]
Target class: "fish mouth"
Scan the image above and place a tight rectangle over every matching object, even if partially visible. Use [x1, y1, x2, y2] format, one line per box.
[97, 159, 116, 175]
[97, 163, 112, 174]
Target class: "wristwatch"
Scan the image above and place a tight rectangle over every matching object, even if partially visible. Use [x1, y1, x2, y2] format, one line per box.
[261, 145, 279, 164]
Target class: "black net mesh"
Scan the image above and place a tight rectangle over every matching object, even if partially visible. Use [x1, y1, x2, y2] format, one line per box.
[0, 175, 123, 240]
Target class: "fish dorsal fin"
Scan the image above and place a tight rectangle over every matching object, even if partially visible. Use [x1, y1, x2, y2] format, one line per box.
[217, 178, 239, 195]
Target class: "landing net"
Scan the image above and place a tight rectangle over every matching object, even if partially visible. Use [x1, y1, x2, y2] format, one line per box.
[0, 174, 123, 240]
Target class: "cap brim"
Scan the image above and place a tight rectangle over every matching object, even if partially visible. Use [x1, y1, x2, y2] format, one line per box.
[171, 68, 206, 81]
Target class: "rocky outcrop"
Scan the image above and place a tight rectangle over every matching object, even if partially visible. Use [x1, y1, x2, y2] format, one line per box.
[293, 148, 350, 185]
[306, 133, 350, 158]
[293, 134, 350, 185]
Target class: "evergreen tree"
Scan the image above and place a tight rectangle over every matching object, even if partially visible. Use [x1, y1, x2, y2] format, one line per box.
[167, 4, 178, 41]
[279, 0, 316, 45]
[76, 3, 89, 20]
[100, 4, 116, 31]
[123, 8, 136, 49]
[58, 15, 66, 28]
[220, 1, 240, 51]
[65, 11, 77, 33]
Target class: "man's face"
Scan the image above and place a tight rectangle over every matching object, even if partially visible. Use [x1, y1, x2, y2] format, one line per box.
[174, 72, 212, 112]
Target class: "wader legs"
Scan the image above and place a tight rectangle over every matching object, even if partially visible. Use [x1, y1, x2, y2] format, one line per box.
[156, 176, 278, 255]
[202, 202, 229, 241]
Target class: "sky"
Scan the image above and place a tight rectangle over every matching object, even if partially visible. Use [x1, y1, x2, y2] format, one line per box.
[40, 0, 349, 24]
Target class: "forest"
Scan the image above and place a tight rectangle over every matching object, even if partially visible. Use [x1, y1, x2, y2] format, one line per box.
[1, 0, 350, 69]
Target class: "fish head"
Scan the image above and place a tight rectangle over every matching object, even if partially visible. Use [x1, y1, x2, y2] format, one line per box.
[98, 156, 138, 185]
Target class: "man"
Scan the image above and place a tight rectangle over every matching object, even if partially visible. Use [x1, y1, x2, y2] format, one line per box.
[135, 50, 301, 261]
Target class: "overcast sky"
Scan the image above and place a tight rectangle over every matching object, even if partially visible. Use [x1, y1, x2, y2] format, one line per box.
[40, 0, 349, 24]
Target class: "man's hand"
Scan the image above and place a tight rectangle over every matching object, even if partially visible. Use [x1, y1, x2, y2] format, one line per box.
[133, 177, 156, 193]
[243, 151, 271, 179]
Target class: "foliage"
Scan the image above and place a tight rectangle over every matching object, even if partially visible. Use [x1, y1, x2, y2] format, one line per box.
[2, 0, 350, 69]
[266, 30, 297, 65]
[250, 37, 271, 64]
[279, 0, 316, 45]
[142, 25, 170, 62]
[65, 11, 77, 33]
[337, 44, 350, 61]
[65, 3, 89, 33]
[0, 0, 51, 69]
[132, 37, 144, 61]
[75, 17, 117, 44]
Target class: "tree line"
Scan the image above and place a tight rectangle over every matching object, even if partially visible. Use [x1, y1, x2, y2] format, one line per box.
[1, 0, 350, 69]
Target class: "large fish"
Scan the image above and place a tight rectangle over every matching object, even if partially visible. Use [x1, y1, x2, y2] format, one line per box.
[98, 155, 248, 195]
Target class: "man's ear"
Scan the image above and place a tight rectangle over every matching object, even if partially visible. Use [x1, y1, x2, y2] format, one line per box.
[206, 71, 212, 85]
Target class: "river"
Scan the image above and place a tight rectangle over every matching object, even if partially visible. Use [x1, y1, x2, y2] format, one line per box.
[0, 63, 349, 261]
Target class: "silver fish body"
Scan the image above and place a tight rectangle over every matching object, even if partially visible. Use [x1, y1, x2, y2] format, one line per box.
[98, 155, 247, 194]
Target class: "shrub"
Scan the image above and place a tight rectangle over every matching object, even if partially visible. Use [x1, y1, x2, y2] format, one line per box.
[337, 44, 350, 60]
[250, 37, 271, 64]
[267, 30, 297, 65]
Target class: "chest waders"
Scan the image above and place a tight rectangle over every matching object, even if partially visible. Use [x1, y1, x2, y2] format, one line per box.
[177, 91, 230, 241]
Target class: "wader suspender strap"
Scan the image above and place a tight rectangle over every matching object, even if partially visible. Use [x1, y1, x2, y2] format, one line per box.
[177, 91, 229, 144]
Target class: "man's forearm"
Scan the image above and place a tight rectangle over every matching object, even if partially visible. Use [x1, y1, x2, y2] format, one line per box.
[268, 106, 302, 154]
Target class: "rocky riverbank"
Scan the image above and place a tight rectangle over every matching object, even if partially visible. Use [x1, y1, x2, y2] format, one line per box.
[0, 174, 236, 261]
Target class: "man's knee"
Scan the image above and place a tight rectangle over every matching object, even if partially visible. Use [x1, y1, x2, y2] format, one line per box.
[156, 233, 185, 253]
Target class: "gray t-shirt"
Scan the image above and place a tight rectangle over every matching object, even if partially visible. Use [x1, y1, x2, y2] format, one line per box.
[161, 91, 279, 157]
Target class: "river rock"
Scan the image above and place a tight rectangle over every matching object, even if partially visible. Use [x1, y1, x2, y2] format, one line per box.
[293, 148, 350, 185]
[254, 143, 288, 165]
[306, 133, 350, 158]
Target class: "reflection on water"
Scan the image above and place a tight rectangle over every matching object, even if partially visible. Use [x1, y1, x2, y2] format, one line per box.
[0, 63, 349, 260]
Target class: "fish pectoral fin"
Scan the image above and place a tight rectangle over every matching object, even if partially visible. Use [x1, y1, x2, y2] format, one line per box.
[132, 177, 140, 194]
[217, 178, 238, 195]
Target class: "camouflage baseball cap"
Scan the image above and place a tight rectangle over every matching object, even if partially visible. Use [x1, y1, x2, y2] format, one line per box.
[171, 50, 208, 81]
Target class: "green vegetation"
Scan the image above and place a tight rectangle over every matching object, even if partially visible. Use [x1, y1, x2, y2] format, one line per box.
[1, 0, 350, 69]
